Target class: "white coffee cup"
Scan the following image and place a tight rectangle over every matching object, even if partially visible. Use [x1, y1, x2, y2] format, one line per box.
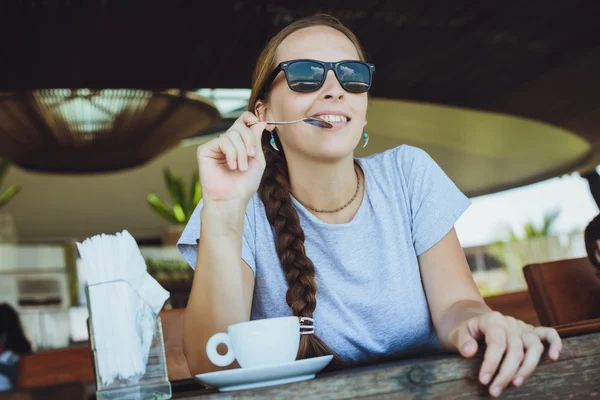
[206, 316, 300, 368]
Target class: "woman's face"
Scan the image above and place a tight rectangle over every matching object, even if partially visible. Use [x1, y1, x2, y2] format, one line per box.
[261, 25, 368, 163]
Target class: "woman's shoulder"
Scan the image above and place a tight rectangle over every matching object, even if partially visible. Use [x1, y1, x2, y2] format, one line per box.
[359, 144, 432, 176]
[360, 143, 429, 163]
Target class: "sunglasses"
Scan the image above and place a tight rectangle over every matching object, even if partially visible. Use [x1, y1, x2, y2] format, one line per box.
[265, 59, 375, 95]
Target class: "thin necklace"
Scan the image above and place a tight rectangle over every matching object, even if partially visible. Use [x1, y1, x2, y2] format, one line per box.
[293, 166, 361, 213]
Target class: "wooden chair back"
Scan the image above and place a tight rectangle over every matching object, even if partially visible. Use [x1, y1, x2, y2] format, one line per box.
[17, 346, 94, 389]
[523, 257, 600, 326]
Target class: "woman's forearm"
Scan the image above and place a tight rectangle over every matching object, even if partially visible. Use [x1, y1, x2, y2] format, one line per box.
[436, 299, 491, 350]
[183, 200, 253, 374]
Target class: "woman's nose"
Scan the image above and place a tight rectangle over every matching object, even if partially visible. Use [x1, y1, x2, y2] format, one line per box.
[319, 70, 345, 100]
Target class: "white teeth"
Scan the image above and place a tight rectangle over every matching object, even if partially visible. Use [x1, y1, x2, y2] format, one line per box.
[318, 115, 348, 123]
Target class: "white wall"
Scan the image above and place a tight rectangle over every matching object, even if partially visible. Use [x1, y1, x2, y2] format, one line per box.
[2, 139, 212, 243]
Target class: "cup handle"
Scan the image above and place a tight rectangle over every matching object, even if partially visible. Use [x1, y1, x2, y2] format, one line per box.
[206, 332, 235, 367]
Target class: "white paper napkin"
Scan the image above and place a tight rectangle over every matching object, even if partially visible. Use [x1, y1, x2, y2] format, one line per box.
[77, 230, 170, 387]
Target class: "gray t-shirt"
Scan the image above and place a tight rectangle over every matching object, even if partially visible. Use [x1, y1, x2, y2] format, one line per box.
[178, 145, 471, 365]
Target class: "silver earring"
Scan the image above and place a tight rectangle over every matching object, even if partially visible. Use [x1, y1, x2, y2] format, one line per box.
[270, 132, 280, 152]
[362, 132, 369, 148]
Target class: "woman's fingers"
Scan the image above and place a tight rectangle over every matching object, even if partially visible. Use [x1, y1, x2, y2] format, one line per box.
[241, 111, 268, 164]
[479, 325, 506, 386]
[219, 114, 261, 171]
[488, 331, 524, 397]
[223, 129, 249, 171]
[199, 113, 258, 169]
[231, 121, 257, 158]
[194, 110, 268, 203]
[467, 313, 563, 396]
[512, 331, 544, 388]
[448, 319, 479, 358]
[534, 327, 562, 360]
[218, 112, 267, 169]
[216, 136, 237, 170]
[240, 111, 260, 126]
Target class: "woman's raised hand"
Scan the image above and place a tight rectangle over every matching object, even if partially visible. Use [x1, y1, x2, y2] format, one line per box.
[196, 112, 268, 203]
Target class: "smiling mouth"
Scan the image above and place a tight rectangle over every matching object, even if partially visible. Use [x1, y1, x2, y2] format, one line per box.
[314, 114, 351, 124]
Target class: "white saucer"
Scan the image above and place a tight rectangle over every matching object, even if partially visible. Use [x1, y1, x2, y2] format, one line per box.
[195, 355, 334, 392]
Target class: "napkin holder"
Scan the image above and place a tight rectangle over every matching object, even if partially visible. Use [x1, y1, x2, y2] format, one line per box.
[86, 279, 172, 400]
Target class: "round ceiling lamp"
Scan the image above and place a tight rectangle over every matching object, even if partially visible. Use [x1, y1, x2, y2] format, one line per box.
[0, 89, 220, 173]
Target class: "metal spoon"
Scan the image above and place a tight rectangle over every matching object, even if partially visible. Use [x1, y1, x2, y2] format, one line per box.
[247, 116, 333, 129]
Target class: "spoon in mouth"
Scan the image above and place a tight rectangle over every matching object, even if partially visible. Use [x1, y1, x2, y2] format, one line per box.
[247, 116, 333, 129]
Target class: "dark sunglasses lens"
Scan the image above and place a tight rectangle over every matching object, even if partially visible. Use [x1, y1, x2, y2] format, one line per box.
[287, 61, 325, 92]
[337, 62, 371, 92]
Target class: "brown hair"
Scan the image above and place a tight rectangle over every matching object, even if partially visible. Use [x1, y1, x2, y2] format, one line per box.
[584, 214, 600, 269]
[248, 14, 367, 362]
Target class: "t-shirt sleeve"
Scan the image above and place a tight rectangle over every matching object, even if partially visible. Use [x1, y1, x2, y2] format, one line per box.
[176, 197, 257, 274]
[396, 145, 471, 256]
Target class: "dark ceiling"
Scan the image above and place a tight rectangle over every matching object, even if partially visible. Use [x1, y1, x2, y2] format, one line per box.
[1, 0, 599, 173]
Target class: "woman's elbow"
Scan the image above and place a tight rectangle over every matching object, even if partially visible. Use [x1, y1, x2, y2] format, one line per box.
[183, 335, 216, 376]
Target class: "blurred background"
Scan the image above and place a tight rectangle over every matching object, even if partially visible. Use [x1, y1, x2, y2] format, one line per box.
[0, 1, 599, 357]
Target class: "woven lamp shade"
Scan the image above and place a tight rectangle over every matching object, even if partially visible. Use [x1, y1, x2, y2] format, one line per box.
[0, 89, 220, 173]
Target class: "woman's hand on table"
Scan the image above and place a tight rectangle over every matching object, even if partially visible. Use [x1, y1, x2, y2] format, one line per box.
[449, 311, 563, 397]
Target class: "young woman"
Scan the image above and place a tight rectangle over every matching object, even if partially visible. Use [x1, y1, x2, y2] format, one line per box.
[177, 14, 562, 397]
[0, 303, 32, 392]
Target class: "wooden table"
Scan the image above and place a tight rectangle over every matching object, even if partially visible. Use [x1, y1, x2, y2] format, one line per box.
[173, 330, 600, 399]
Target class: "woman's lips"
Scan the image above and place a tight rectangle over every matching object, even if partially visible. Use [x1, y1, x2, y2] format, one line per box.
[307, 112, 352, 132]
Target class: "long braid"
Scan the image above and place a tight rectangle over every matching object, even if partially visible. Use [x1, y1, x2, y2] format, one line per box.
[258, 132, 340, 361]
[248, 13, 367, 365]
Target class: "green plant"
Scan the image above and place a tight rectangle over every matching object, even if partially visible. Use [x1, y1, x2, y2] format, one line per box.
[491, 209, 561, 252]
[147, 168, 201, 224]
[0, 158, 21, 209]
[145, 257, 193, 281]
[507, 209, 560, 241]
[489, 209, 562, 291]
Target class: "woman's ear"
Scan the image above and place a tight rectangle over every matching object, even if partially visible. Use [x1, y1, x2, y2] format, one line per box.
[254, 100, 276, 132]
